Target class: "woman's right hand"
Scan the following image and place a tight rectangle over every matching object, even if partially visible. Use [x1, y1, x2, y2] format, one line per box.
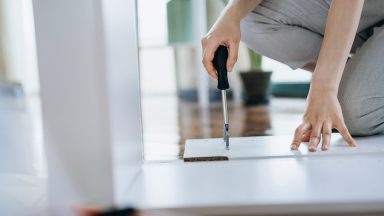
[201, 9, 241, 80]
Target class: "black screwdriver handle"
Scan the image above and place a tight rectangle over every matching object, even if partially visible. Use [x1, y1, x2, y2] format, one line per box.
[213, 45, 230, 90]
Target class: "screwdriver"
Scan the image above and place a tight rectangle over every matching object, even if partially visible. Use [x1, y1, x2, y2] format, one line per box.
[213, 45, 230, 150]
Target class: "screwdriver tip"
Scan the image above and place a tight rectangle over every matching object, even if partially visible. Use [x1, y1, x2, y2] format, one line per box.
[224, 124, 229, 150]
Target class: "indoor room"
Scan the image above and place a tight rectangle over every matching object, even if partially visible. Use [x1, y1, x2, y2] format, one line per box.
[1, 0, 384, 215]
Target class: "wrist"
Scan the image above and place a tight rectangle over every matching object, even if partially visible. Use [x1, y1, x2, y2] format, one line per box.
[224, 6, 243, 22]
[311, 65, 343, 95]
[309, 82, 338, 95]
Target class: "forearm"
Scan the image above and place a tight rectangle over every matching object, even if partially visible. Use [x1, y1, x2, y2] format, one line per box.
[311, 0, 364, 93]
[220, 0, 262, 22]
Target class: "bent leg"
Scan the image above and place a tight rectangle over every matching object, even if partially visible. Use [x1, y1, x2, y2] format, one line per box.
[240, 13, 323, 70]
[338, 26, 384, 136]
[240, 0, 384, 71]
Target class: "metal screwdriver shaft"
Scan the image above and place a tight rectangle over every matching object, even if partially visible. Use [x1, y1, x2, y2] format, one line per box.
[213, 45, 230, 149]
[221, 90, 229, 149]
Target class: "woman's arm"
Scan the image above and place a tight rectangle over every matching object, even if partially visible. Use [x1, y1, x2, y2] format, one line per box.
[202, 0, 262, 79]
[312, 0, 364, 92]
[224, 0, 262, 19]
[292, 0, 364, 151]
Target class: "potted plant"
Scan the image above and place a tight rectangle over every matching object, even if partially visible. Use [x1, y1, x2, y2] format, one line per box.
[239, 48, 272, 105]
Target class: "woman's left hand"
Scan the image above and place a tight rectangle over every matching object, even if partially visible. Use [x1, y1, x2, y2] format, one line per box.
[291, 88, 357, 152]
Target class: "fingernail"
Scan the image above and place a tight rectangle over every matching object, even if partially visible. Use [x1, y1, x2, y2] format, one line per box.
[322, 146, 328, 151]
[309, 145, 317, 152]
[228, 66, 233, 72]
[291, 144, 297, 150]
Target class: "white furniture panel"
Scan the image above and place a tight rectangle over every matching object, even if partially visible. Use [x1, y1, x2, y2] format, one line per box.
[184, 134, 384, 160]
[129, 135, 384, 215]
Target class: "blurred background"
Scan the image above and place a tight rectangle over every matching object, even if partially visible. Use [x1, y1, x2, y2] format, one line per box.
[3, 1, 384, 215]
[137, 0, 311, 160]
[0, 0, 46, 214]
[0, 0, 313, 167]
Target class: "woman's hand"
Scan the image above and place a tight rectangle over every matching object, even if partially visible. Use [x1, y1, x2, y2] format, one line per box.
[201, 0, 262, 79]
[201, 9, 241, 80]
[290, 0, 363, 152]
[291, 88, 357, 152]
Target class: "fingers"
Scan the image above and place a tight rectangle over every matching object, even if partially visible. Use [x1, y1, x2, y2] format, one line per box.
[291, 123, 311, 150]
[335, 121, 357, 147]
[309, 123, 322, 152]
[321, 122, 332, 151]
[202, 42, 219, 80]
[227, 40, 239, 72]
[294, 120, 356, 152]
[301, 130, 311, 142]
[201, 37, 240, 79]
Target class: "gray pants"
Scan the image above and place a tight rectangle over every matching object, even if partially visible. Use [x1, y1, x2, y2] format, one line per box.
[240, 0, 384, 136]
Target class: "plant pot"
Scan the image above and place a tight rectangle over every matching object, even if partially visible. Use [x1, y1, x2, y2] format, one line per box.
[239, 71, 272, 106]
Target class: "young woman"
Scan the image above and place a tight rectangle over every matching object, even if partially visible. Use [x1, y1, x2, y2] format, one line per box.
[202, 0, 384, 152]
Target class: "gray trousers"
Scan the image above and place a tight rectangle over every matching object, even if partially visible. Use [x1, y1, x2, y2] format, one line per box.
[240, 0, 384, 136]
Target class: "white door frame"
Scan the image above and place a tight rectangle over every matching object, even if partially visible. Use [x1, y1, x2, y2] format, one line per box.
[33, 0, 142, 208]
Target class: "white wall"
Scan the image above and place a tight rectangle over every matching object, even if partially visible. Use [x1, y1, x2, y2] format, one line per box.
[1, 0, 39, 94]
[0, 1, 5, 80]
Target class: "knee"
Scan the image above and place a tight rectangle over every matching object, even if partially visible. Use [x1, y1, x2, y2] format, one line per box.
[342, 112, 373, 137]
[339, 93, 381, 136]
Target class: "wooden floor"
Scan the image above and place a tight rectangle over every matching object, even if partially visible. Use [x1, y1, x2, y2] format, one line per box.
[1, 92, 306, 162]
[142, 96, 306, 161]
